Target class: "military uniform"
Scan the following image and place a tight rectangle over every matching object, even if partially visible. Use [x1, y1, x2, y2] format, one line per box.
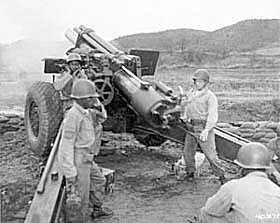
[181, 87, 224, 178]
[58, 102, 106, 222]
[200, 171, 280, 223]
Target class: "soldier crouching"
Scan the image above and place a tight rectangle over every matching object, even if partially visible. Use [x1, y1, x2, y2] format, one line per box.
[57, 79, 113, 222]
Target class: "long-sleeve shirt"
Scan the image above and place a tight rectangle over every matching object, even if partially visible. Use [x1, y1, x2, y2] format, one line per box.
[200, 171, 280, 223]
[181, 87, 218, 130]
[58, 102, 96, 178]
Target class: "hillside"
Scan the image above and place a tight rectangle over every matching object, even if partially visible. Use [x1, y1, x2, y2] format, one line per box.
[0, 19, 279, 73]
[114, 19, 280, 54]
[112, 29, 209, 52]
[206, 19, 280, 53]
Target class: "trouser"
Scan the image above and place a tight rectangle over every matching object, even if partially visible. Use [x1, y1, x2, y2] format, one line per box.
[67, 149, 106, 222]
[183, 127, 224, 177]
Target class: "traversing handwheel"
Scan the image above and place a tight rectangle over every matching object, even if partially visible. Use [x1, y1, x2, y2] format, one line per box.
[93, 78, 114, 105]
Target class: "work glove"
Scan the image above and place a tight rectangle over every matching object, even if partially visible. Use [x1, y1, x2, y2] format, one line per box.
[200, 129, 209, 142]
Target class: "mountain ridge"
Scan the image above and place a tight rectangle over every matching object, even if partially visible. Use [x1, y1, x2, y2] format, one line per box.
[0, 19, 279, 72]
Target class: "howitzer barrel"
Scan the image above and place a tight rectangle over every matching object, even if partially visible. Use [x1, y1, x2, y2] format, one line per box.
[72, 25, 133, 65]
[73, 27, 112, 55]
[79, 25, 121, 55]
[113, 66, 174, 127]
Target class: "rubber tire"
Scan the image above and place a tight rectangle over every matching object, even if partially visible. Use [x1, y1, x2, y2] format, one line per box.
[134, 133, 166, 147]
[24, 81, 63, 156]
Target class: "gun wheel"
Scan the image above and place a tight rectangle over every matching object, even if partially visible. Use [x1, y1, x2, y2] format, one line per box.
[25, 81, 63, 156]
[94, 78, 114, 105]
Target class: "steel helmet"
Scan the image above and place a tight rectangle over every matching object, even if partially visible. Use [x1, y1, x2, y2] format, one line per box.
[193, 69, 210, 83]
[66, 53, 82, 63]
[70, 79, 99, 99]
[234, 142, 271, 169]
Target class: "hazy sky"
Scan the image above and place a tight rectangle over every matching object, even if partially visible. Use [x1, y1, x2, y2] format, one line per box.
[0, 0, 279, 43]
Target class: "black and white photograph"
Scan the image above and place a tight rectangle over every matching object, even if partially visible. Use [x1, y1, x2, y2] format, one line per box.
[0, 0, 280, 222]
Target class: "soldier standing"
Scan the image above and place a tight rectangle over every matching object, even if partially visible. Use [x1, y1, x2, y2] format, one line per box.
[182, 69, 225, 181]
[166, 69, 225, 182]
[58, 79, 112, 222]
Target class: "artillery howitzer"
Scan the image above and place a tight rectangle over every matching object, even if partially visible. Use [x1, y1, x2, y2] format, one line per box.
[25, 25, 249, 160]
[25, 25, 195, 156]
[24, 25, 250, 223]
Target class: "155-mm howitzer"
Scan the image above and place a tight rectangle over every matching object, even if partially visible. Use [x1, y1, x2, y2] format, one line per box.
[24, 25, 250, 223]
[25, 25, 188, 157]
[25, 25, 247, 160]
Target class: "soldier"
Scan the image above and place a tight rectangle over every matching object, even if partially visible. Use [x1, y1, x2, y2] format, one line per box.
[169, 69, 225, 181]
[54, 53, 88, 96]
[200, 142, 280, 223]
[267, 123, 280, 185]
[58, 79, 112, 222]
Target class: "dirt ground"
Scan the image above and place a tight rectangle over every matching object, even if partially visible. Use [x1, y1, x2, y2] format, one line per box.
[1, 128, 277, 223]
[94, 139, 221, 223]
[0, 127, 224, 223]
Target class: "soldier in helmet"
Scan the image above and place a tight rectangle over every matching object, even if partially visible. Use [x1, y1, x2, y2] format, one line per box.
[166, 69, 225, 182]
[58, 79, 112, 222]
[200, 142, 280, 223]
[54, 53, 88, 96]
